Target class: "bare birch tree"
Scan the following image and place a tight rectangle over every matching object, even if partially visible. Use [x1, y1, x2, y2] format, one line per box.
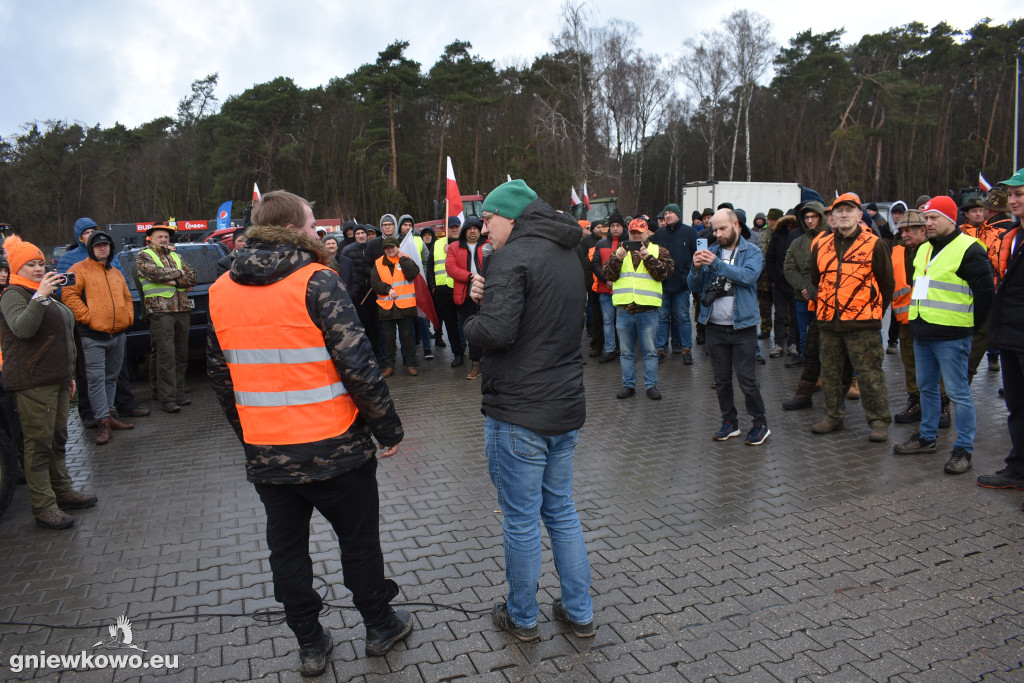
[723, 10, 775, 181]
[680, 37, 734, 180]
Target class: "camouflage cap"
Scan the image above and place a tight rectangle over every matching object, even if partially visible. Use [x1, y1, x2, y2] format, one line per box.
[983, 189, 1008, 212]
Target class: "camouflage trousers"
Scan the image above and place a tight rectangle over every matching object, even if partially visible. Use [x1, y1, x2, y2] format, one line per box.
[819, 328, 890, 425]
[757, 279, 773, 334]
[800, 318, 854, 386]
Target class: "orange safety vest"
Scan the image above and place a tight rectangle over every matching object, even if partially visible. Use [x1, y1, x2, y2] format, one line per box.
[375, 256, 416, 310]
[998, 225, 1021, 282]
[588, 247, 598, 292]
[891, 244, 911, 324]
[209, 263, 358, 446]
[813, 231, 883, 322]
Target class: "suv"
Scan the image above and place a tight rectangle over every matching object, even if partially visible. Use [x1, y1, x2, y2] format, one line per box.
[116, 242, 228, 374]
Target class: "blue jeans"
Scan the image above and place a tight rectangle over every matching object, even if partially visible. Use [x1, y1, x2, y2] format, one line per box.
[485, 417, 592, 628]
[795, 301, 813, 353]
[915, 336, 976, 449]
[599, 293, 617, 353]
[656, 290, 692, 351]
[616, 307, 659, 389]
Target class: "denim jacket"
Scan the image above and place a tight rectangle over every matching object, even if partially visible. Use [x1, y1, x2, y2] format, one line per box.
[687, 236, 763, 330]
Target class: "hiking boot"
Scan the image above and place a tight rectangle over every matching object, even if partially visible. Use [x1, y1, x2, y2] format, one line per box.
[886, 342, 898, 354]
[989, 356, 1001, 372]
[657, 349, 666, 364]
[977, 468, 1024, 490]
[810, 418, 843, 434]
[95, 419, 112, 445]
[784, 352, 804, 368]
[108, 412, 134, 430]
[381, 367, 394, 378]
[646, 387, 662, 400]
[598, 351, 617, 364]
[35, 508, 74, 530]
[365, 609, 413, 656]
[846, 377, 861, 400]
[938, 397, 951, 429]
[407, 366, 418, 376]
[745, 422, 771, 446]
[895, 395, 921, 423]
[868, 422, 889, 442]
[465, 362, 481, 380]
[552, 598, 595, 638]
[782, 379, 815, 410]
[161, 401, 181, 413]
[769, 344, 784, 358]
[298, 628, 333, 677]
[893, 432, 937, 455]
[616, 386, 636, 399]
[450, 355, 464, 368]
[57, 490, 98, 509]
[713, 421, 741, 441]
[491, 603, 538, 642]
[944, 447, 972, 474]
[681, 348, 694, 365]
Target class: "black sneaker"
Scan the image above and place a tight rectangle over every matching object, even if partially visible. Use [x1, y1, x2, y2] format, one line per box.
[713, 421, 741, 441]
[298, 628, 333, 677]
[616, 386, 636, 399]
[491, 603, 538, 642]
[977, 468, 1024, 490]
[598, 351, 617, 364]
[552, 598, 595, 638]
[893, 432, 937, 455]
[365, 609, 413, 656]
[944, 447, 972, 474]
[744, 423, 771, 446]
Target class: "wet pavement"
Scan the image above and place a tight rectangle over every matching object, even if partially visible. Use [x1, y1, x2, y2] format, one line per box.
[1, 333, 1022, 682]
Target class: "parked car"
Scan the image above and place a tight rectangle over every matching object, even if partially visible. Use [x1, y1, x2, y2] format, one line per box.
[115, 242, 228, 375]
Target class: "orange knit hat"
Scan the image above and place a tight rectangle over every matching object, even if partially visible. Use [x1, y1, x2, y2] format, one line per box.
[4, 235, 44, 275]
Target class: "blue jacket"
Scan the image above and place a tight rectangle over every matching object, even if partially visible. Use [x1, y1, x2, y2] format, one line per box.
[57, 218, 126, 276]
[687, 236, 762, 330]
[650, 221, 698, 293]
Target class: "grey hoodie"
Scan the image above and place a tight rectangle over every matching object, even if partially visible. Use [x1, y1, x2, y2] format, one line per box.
[463, 198, 586, 433]
[886, 201, 907, 239]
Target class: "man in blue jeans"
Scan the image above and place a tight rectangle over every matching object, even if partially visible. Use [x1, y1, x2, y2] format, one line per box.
[652, 204, 698, 364]
[466, 179, 595, 641]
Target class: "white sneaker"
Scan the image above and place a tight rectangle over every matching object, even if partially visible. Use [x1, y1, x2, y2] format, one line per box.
[769, 345, 783, 358]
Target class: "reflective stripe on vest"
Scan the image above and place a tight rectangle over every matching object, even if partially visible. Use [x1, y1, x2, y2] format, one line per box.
[140, 248, 186, 299]
[208, 262, 358, 445]
[612, 243, 662, 307]
[891, 244, 912, 323]
[375, 256, 416, 309]
[433, 239, 452, 287]
[908, 232, 976, 327]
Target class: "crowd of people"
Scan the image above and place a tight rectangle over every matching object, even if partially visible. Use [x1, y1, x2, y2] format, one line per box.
[2, 170, 1023, 675]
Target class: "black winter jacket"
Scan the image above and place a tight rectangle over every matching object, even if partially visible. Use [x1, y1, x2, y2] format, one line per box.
[463, 199, 586, 434]
[989, 221, 1024, 352]
[341, 241, 374, 303]
[651, 221, 698, 293]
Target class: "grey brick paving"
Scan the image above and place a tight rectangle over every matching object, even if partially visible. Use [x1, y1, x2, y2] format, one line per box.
[1, 332, 1022, 682]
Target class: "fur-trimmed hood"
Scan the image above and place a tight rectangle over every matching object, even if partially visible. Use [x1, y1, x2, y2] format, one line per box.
[228, 224, 329, 286]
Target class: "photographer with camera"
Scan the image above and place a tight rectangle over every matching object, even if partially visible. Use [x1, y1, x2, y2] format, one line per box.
[688, 209, 770, 445]
[603, 218, 674, 400]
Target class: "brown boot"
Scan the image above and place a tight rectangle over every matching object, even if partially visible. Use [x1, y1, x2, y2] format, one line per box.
[96, 419, 112, 445]
[108, 411, 134, 430]
[814, 377, 822, 392]
[810, 417, 843, 434]
[846, 377, 861, 400]
[868, 422, 889, 442]
[465, 362, 481, 380]
[782, 379, 816, 410]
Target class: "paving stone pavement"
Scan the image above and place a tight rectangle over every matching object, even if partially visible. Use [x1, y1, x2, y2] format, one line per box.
[1, 333, 1022, 682]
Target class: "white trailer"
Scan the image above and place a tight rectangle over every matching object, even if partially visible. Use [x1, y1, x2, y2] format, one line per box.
[680, 181, 804, 220]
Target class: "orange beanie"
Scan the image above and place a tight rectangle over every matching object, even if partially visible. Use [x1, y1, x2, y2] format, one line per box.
[4, 235, 45, 275]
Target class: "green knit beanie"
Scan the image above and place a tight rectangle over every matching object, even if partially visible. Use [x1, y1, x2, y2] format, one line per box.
[663, 203, 682, 217]
[482, 180, 538, 219]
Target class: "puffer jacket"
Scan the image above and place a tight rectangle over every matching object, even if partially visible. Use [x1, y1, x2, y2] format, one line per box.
[63, 236, 134, 337]
[341, 241, 374, 303]
[463, 198, 586, 434]
[783, 201, 827, 303]
[207, 224, 403, 484]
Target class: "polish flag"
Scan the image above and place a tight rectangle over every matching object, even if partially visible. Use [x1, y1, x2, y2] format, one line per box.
[400, 230, 440, 329]
[582, 182, 591, 209]
[446, 157, 464, 227]
[570, 187, 582, 206]
[979, 173, 992, 192]
[252, 183, 262, 203]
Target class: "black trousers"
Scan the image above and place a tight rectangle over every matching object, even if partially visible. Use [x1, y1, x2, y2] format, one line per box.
[1000, 349, 1024, 475]
[354, 298, 382, 360]
[706, 323, 766, 425]
[431, 285, 464, 354]
[771, 287, 796, 348]
[254, 458, 394, 623]
[458, 299, 483, 362]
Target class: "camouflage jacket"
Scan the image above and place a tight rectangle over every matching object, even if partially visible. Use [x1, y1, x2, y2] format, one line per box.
[135, 246, 198, 314]
[207, 224, 404, 484]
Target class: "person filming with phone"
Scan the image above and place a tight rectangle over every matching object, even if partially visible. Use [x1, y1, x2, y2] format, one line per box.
[602, 218, 674, 400]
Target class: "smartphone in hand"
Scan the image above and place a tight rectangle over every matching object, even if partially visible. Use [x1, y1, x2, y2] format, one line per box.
[696, 238, 708, 251]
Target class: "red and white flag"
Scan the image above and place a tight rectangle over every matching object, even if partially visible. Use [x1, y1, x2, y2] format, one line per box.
[446, 157, 464, 227]
[399, 231, 440, 329]
[582, 182, 591, 209]
[979, 173, 992, 192]
[252, 183, 262, 203]
[570, 187, 582, 206]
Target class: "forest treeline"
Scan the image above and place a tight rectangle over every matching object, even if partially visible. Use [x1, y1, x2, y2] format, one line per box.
[1, 3, 1022, 247]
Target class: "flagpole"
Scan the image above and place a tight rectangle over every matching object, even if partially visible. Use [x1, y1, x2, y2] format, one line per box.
[1014, 53, 1020, 172]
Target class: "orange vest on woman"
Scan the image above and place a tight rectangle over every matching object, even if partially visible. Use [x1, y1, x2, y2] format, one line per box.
[375, 256, 416, 310]
[890, 244, 912, 323]
[814, 231, 883, 322]
[209, 262, 358, 446]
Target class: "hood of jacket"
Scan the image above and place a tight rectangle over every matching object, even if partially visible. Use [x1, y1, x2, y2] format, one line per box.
[397, 213, 415, 230]
[86, 231, 116, 268]
[229, 224, 329, 286]
[74, 217, 100, 244]
[799, 201, 827, 235]
[506, 199, 583, 250]
[887, 201, 907, 235]
[379, 213, 397, 231]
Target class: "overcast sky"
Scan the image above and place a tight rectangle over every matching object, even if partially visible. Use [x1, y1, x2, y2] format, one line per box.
[1, 0, 1019, 138]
